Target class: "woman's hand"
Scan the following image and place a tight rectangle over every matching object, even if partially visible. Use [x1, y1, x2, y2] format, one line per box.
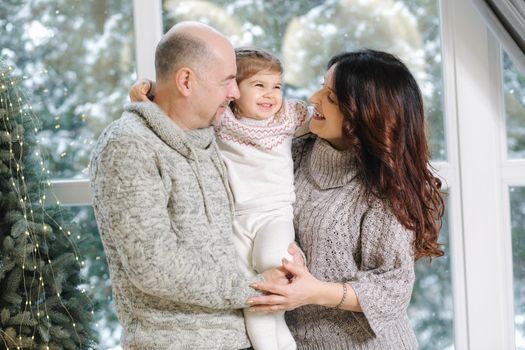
[260, 265, 289, 286]
[246, 258, 324, 312]
[129, 78, 153, 102]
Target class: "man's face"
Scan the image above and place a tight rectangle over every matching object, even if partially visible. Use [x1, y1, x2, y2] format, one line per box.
[192, 44, 240, 128]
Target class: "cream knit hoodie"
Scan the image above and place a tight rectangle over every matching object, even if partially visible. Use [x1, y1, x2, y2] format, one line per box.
[89, 102, 260, 349]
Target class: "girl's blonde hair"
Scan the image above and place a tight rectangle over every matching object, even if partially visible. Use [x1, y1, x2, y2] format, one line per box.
[234, 47, 283, 83]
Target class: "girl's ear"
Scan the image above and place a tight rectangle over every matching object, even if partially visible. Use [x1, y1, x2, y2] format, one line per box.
[173, 67, 194, 97]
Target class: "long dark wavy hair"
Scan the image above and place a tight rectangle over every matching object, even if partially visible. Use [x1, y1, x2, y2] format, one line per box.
[328, 50, 444, 260]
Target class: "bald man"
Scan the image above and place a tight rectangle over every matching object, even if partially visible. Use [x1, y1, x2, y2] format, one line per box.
[90, 22, 284, 349]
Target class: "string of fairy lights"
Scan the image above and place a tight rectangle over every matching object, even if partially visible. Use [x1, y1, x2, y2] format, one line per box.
[0, 64, 95, 350]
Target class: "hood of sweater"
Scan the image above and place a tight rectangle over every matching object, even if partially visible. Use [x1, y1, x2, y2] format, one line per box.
[309, 137, 357, 190]
[125, 101, 215, 160]
[124, 101, 234, 222]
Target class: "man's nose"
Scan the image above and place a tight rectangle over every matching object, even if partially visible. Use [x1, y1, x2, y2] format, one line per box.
[230, 81, 240, 100]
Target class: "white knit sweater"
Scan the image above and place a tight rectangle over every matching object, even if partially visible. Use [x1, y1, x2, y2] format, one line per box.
[214, 100, 309, 213]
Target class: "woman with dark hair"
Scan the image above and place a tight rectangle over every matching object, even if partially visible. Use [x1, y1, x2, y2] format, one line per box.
[246, 49, 444, 349]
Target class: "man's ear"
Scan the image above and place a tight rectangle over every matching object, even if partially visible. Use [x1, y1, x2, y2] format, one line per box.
[174, 67, 194, 97]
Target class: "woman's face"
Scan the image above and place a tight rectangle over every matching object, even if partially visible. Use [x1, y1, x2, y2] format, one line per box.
[308, 65, 349, 150]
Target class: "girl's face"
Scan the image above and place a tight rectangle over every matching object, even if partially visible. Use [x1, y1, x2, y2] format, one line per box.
[235, 70, 283, 120]
[308, 65, 349, 150]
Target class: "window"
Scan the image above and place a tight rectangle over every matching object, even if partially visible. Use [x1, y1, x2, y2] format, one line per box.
[0, 1, 133, 347]
[410, 203, 454, 349]
[510, 187, 525, 349]
[503, 50, 525, 349]
[503, 53, 525, 159]
[0, 1, 136, 179]
[162, 1, 453, 348]
[163, 0, 446, 160]
[71, 207, 121, 349]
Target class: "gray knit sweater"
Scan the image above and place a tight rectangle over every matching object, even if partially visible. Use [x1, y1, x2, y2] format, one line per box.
[286, 136, 418, 350]
[89, 102, 260, 349]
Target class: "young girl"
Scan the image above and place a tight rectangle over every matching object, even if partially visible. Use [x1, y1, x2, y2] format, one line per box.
[215, 47, 309, 350]
[130, 47, 309, 350]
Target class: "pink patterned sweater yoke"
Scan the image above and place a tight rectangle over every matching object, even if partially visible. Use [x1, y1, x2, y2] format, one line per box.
[215, 99, 309, 151]
[214, 99, 310, 214]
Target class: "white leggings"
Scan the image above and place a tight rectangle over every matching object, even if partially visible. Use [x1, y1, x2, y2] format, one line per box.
[233, 206, 297, 350]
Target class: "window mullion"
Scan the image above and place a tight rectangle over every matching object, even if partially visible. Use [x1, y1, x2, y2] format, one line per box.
[133, 0, 163, 79]
[502, 161, 525, 186]
[449, 0, 515, 348]
[439, 0, 468, 348]
[47, 179, 91, 206]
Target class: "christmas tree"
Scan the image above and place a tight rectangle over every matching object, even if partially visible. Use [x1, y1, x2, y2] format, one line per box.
[0, 62, 95, 349]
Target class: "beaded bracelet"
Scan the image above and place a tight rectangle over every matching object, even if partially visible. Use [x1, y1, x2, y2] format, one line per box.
[334, 282, 347, 309]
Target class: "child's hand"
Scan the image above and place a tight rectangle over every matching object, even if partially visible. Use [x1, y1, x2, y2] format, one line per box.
[287, 242, 305, 266]
[129, 78, 153, 102]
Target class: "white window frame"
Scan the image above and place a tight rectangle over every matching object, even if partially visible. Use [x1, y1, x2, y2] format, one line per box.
[47, 0, 525, 348]
[44, 0, 163, 206]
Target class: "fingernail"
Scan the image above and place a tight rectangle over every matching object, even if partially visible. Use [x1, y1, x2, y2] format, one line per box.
[246, 299, 254, 304]
[250, 283, 258, 288]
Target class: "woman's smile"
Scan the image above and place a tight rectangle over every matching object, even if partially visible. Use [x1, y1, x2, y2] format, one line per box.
[311, 109, 325, 120]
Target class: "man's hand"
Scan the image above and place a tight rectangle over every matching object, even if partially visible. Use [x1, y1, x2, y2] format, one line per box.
[261, 264, 290, 286]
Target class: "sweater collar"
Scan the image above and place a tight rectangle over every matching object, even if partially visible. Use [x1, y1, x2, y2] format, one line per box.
[215, 105, 298, 151]
[308, 138, 357, 189]
[125, 101, 215, 159]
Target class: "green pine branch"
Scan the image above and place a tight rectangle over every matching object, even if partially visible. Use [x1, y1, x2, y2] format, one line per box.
[0, 60, 95, 349]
